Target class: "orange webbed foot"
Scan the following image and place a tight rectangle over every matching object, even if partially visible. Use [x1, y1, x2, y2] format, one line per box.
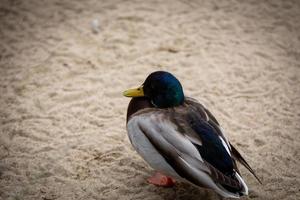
[147, 172, 176, 187]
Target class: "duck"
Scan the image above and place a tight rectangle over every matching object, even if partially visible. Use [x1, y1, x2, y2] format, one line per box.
[123, 71, 261, 198]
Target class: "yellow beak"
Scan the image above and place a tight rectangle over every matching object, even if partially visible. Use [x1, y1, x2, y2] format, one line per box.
[123, 86, 144, 97]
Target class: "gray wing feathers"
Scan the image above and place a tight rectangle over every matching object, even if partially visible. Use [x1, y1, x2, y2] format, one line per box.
[137, 117, 221, 188]
[138, 114, 204, 163]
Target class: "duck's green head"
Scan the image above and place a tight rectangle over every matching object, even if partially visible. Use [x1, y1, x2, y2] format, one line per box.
[123, 71, 184, 108]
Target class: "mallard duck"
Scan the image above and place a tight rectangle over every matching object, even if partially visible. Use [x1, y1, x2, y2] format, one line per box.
[123, 71, 261, 198]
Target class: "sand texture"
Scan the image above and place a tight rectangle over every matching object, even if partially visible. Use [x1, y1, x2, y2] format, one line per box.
[0, 0, 300, 199]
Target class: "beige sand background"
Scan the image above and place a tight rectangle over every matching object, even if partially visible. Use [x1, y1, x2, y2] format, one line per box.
[0, 0, 300, 199]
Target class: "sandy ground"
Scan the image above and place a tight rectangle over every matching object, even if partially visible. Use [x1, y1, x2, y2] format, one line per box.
[0, 0, 300, 199]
